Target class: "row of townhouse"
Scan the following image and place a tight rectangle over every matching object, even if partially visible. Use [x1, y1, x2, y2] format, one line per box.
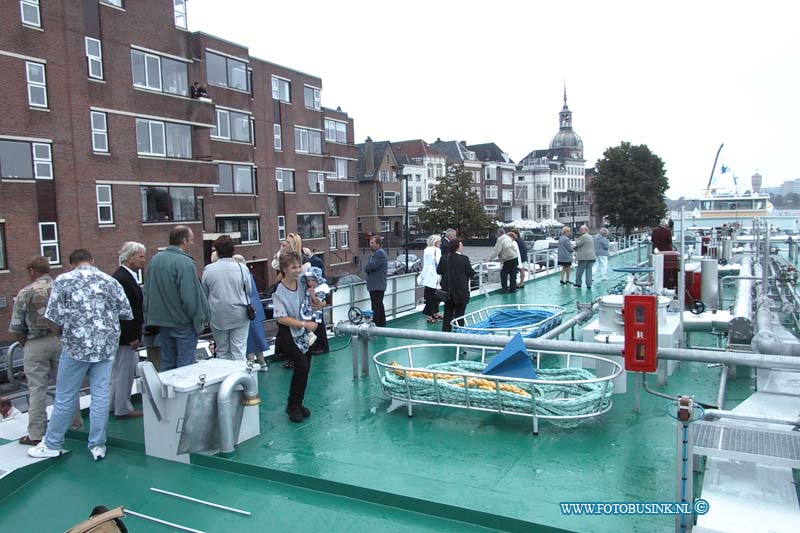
[355, 138, 520, 238]
[0, 0, 359, 341]
[354, 93, 597, 238]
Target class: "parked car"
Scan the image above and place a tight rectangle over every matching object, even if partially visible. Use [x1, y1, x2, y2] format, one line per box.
[386, 261, 406, 276]
[396, 254, 422, 272]
[333, 274, 365, 288]
[407, 238, 428, 250]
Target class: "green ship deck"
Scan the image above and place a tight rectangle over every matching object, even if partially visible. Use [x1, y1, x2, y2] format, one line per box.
[0, 250, 752, 532]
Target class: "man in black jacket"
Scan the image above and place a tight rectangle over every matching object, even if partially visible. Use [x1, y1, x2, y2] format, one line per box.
[110, 242, 146, 419]
[437, 239, 476, 332]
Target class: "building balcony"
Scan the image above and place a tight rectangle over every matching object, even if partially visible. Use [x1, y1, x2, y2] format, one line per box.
[326, 178, 359, 197]
[128, 87, 216, 126]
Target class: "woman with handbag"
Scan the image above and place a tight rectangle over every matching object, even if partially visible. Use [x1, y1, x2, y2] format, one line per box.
[201, 236, 251, 360]
[437, 239, 476, 332]
[419, 235, 443, 323]
[234, 255, 269, 371]
[272, 251, 321, 423]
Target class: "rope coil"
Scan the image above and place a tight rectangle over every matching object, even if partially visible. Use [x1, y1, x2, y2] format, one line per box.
[455, 308, 563, 338]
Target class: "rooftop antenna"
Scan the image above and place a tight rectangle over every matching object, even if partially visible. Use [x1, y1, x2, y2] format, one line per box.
[705, 143, 724, 193]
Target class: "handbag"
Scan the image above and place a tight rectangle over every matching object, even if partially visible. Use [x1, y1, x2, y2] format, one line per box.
[239, 264, 257, 320]
[435, 254, 454, 302]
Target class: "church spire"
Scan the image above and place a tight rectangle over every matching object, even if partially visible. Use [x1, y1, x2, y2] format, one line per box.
[559, 85, 572, 129]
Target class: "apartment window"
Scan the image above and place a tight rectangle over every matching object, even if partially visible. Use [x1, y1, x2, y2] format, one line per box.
[379, 170, 388, 182]
[383, 191, 398, 208]
[96, 184, 113, 224]
[471, 186, 481, 199]
[20, 0, 41, 27]
[304, 86, 321, 110]
[32, 143, 52, 179]
[131, 50, 188, 96]
[273, 124, 282, 150]
[136, 119, 191, 158]
[212, 108, 251, 142]
[502, 190, 513, 204]
[485, 185, 498, 199]
[38, 222, 59, 264]
[294, 128, 321, 154]
[335, 158, 347, 179]
[328, 196, 340, 217]
[324, 119, 347, 143]
[217, 217, 260, 244]
[340, 230, 349, 249]
[85, 38, 103, 79]
[271, 76, 290, 102]
[329, 232, 337, 250]
[91, 111, 108, 153]
[26, 62, 47, 108]
[472, 170, 481, 183]
[277, 215, 286, 241]
[485, 167, 497, 181]
[101, 0, 123, 7]
[206, 52, 249, 92]
[217, 164, 255, 194]
[484, 205, 498, 215]
[308, 171, 325, 193]
[1, 140, 38, 179]
[380, 220, 390, 233]
[297, 214, 324, 240]
[173, 0, 187, 29]
[502, 171, 513, 185]
[276, 169, 295, 192]
[0, 223, 7, 270]
[140, 186, 197, 222]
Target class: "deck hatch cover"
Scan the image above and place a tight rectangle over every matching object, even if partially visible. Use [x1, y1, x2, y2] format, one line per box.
[693, 421, 800, 468]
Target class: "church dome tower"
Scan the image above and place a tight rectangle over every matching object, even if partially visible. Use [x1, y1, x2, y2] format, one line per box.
[549, 87, 583, 159]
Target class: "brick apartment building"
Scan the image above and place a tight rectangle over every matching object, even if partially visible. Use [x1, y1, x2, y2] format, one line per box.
[0, 0, 358, 342]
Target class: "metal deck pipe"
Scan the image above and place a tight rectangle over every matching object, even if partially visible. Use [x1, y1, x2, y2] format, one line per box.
[729, 255, 754, 343]
[539, 299, 600, 340]
[217, 371, 260, 457]
[703, 409, 800, 428]
[334, 323, 800, 370]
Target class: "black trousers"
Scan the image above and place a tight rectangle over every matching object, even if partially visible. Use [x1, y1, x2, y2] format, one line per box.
[310, 315, 329, 354]
[369, 290, 386, 326]
[422, 286, 440, 317]
[500, 258, 519, 292]
[277, 325, 312, 406]
[442, 302, 467, 332]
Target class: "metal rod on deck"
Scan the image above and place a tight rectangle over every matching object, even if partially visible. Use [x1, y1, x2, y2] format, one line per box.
[149, 488, 251, 516]
[125, 509, 206, 533]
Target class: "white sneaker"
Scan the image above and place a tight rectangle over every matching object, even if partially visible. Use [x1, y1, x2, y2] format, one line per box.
[258, 363, 269, 372]
[90, 446, 106, 461]
[28, 442, 63, 459]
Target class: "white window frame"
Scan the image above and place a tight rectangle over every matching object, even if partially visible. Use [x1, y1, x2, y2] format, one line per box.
[91, 111, 108, 153]
[136, 119, 166, 156]
[32, 143, 52, 179]
[277, 215, 286, 241]
[276, 168, 295, 192]
[295, 128, 308, 153]
[212, 109, 230, 140]
[26, 62, 47, 108]
[85, 37, 103, 80]
[340, 230, 349, 249]
[96, 184, 113, 224]
[304, 85, 321, 110]
[335, 158, 347, 179]
[131, 50, 162, 92]
[271, 76, 290, 102]
[383, 191, 398, 208]
[485, 185, 498, 200]
[20, 0, 41, 28]
[380, 220, 390, 233]
[329, 232, 337, 250]
[308, 171, 325, 193]
[273, 124, 282, 150]
[502, 190, 514, 203]
[173, 0, 187, 29]
[38, 222, 59, 265]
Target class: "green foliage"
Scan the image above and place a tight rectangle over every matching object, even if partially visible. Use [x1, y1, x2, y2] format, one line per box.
[592, 142, 669, 235]
[415, 165, 497, 238]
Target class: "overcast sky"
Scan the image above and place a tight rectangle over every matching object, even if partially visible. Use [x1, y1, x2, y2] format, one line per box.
[189, 0, 798, 198]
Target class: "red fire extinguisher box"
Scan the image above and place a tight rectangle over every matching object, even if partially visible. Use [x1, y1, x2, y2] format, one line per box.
[622, 295, 658, 372]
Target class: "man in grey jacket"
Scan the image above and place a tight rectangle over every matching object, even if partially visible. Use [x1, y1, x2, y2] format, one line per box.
[574, 225, 596, 289]
[593, 228, 610, 281]
[364, 235, 388, 326]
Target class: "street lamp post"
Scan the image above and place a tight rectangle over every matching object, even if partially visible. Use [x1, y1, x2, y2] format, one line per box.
[568, 189, 576, 233]
[402, 174, 410, 268]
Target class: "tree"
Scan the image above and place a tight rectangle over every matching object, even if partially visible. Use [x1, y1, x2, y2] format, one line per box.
[416, 165, 497, 238]
[592, 142, 669, 235]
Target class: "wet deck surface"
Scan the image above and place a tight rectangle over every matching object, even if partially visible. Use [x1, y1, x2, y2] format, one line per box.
[0, 250, 753, 532]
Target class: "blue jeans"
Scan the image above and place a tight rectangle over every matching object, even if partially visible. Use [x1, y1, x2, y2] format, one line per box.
[44, 353, 112, 450]
[159, 325, 198, 371]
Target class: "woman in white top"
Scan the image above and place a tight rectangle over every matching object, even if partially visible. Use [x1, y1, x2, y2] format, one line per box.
[419, 235, 443, 323]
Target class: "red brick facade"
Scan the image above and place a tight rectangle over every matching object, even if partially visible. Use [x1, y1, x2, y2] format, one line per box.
[0, 0, 358, 342]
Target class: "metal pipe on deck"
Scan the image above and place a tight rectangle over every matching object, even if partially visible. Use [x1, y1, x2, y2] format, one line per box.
[703, 409, 800, 428]
[217, 371, 260, 457]
[729, 255, 754, 343]
[539, 299, 600, 340]
[335, 323, 800, 370]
